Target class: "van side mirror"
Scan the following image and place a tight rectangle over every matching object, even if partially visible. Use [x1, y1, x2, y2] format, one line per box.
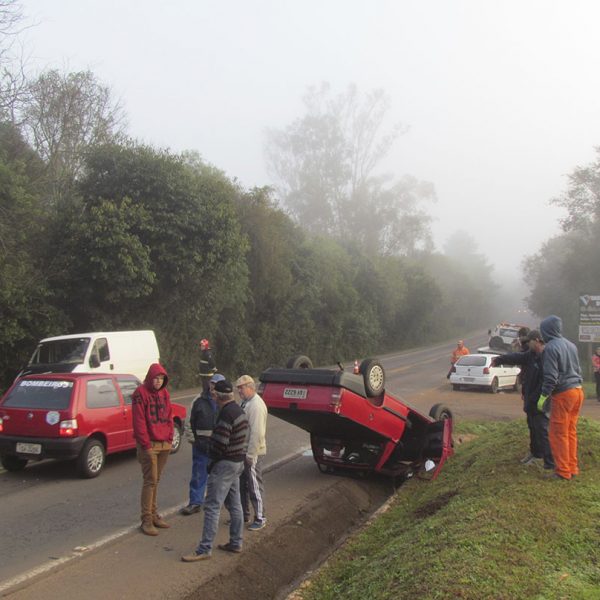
[89, 355, 101, 368]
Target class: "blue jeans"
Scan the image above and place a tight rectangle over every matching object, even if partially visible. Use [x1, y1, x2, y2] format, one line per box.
[189, 445, 210, 506]
[196, 460, 245, 554]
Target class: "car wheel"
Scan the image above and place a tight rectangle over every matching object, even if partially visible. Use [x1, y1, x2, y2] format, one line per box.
[171, 422, 183, 454]
[1, 455, 28, 472]
[451, 384, 460, 391]
[286, 354, 313, 369]
[429, 403, 453, 420]
[77, 438, 105, 478]
[359, 358, 385, 397]
[489, 378, 499, 394]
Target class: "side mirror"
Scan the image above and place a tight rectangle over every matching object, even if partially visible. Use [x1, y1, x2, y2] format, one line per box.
[89, 355, 101, 368]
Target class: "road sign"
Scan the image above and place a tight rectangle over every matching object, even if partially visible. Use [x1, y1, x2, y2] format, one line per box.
[579, 294, 600, 342]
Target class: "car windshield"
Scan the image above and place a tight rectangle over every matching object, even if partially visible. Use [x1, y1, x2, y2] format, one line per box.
[456, 355, 487, 367]
[498, 328, 518, 338]
[2, 379, 73, 409]
[28, 338, 90, 366]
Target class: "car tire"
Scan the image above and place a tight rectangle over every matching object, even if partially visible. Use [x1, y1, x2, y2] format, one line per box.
[359, 358, 385, 397]
[489, 336, 504, 350]
[489, 378, 499, 394]
[171, 421, 183, 454]
[1, 455, 28, 472]
[429, 403, 453, 421]
[77, 438, 106, 478]
[286, 354, 313, 369]
[451, 384, 460, 391]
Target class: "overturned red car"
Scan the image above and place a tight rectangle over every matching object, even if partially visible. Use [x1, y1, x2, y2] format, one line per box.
[259, 356, 453, 479]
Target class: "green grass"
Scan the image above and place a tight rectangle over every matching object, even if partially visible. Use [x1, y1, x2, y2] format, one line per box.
[299, 419, 600, 600]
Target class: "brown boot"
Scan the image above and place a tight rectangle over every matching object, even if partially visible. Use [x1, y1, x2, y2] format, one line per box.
[141, 519, 159, 536]
[153, 515, 170, 529]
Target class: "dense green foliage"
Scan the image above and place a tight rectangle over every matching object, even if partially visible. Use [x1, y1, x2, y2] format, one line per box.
[300, 420, 600, 599]
[0, 65, 501, 389]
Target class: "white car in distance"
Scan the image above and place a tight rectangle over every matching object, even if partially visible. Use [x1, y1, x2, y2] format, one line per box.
[449, 353, 521, 394]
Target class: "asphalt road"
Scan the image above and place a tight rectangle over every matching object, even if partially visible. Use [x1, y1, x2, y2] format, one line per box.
[2, 332, 600, 596]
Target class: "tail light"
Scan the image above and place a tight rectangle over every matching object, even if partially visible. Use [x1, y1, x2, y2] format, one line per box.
[483, 367, 490, 375]
[59, 419, 78, 437]
[0, 417, 3, 433]
[329, 390, 342, 413]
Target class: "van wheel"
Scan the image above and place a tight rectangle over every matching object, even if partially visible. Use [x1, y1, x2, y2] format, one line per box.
[77, 439, 105, 478]
[359, 358, 385, 397]
[171, 422, 183, 454]
[1, 455, 28, 472]
[286, 355, 313, 369]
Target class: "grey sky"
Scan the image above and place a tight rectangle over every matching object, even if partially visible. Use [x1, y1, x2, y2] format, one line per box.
[21, 1, 600, 278]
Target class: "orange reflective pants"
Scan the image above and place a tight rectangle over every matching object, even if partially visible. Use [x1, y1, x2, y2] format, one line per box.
[549, 387, 584, 480]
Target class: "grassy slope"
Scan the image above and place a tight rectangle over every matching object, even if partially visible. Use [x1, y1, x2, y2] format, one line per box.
[299, 420, 600, 600]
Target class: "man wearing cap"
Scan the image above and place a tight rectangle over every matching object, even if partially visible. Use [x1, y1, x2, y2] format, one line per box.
[182, 379, 249, 561]
[492, 330, 554, 470]
[236, 374, 268, 531]
[180, 373, 223, 515]
[537, 315, 584, 481]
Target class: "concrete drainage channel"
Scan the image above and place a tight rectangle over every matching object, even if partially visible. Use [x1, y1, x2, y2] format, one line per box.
[183, 474, 394, 600]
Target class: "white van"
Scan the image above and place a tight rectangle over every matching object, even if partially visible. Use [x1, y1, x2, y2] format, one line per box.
[20, 331, 160, 382]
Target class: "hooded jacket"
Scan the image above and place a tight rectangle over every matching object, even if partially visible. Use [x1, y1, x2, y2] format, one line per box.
[132, 363, 173, 450]
[540, 315, 583, 397]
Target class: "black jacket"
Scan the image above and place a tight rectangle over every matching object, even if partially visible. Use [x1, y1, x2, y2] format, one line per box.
[189, 392, 217, 452]
[494, 350, 543, 413]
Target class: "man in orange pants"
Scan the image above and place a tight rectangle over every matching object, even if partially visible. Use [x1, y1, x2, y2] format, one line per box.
[537, 315, 584, 481]
[447, 340, 469, 379]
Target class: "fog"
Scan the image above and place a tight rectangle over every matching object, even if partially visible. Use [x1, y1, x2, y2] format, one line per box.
[21, 0, 600, 284]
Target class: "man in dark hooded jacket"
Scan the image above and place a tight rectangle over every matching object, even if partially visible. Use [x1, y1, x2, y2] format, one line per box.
[132, 363, 173, 535]
[537, 315, 583, 481]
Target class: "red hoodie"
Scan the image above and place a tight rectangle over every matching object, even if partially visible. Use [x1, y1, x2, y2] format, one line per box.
[132, 363, 173, 450]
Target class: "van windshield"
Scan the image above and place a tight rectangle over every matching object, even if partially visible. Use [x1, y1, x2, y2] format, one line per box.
[28, 338, 91, 366]
[2, 379, 73, 409]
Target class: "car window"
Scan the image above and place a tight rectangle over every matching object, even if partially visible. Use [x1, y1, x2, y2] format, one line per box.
[117, 377, 140, 405]
[499, 328, 518, 338]
[86, 378, 120, 409]
[91, 338, 110, 363]
[2, 379, 73, 409]
[456, 355, 486, 367]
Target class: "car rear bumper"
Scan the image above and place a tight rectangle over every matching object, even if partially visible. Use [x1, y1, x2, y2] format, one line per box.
[449, 374, 494, 387]
[0, 435, 86, 460]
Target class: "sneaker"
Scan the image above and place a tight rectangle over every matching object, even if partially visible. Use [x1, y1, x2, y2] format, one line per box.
[153, 515, 170, 528]
[549, 473, 570, 481]
[247, 520, 266, 531]
[520, 453, 535, 464]
[180, 504, 202, 515]
[217, 543, 242, 553]
[181, 551, 211, 562]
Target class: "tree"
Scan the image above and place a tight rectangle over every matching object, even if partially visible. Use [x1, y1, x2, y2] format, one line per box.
[0, 0, 28, 121]
[265, 83, 434, 255]
[20, 69, 126, 198]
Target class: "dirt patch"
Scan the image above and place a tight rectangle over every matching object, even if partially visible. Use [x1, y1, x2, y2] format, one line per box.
[183, 477, 390, 600]
[412, 489, 458, 519]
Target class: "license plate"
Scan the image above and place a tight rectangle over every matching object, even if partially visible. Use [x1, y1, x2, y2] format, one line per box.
[462, 377, 475, 383]
[283, 388, 307, 399]
[16, 442, 42, 455]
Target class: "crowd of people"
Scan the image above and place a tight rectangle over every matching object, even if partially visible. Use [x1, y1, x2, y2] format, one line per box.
[129, 338, 268, 561]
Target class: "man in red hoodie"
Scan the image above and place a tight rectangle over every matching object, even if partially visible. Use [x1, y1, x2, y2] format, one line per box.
[132, 363, 174, 536]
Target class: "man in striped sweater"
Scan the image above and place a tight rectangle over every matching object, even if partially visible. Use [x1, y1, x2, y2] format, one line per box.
[182, 379, 249, 561]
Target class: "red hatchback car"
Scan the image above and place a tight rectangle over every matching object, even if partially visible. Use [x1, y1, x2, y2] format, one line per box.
[0, 373, 186, 478]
